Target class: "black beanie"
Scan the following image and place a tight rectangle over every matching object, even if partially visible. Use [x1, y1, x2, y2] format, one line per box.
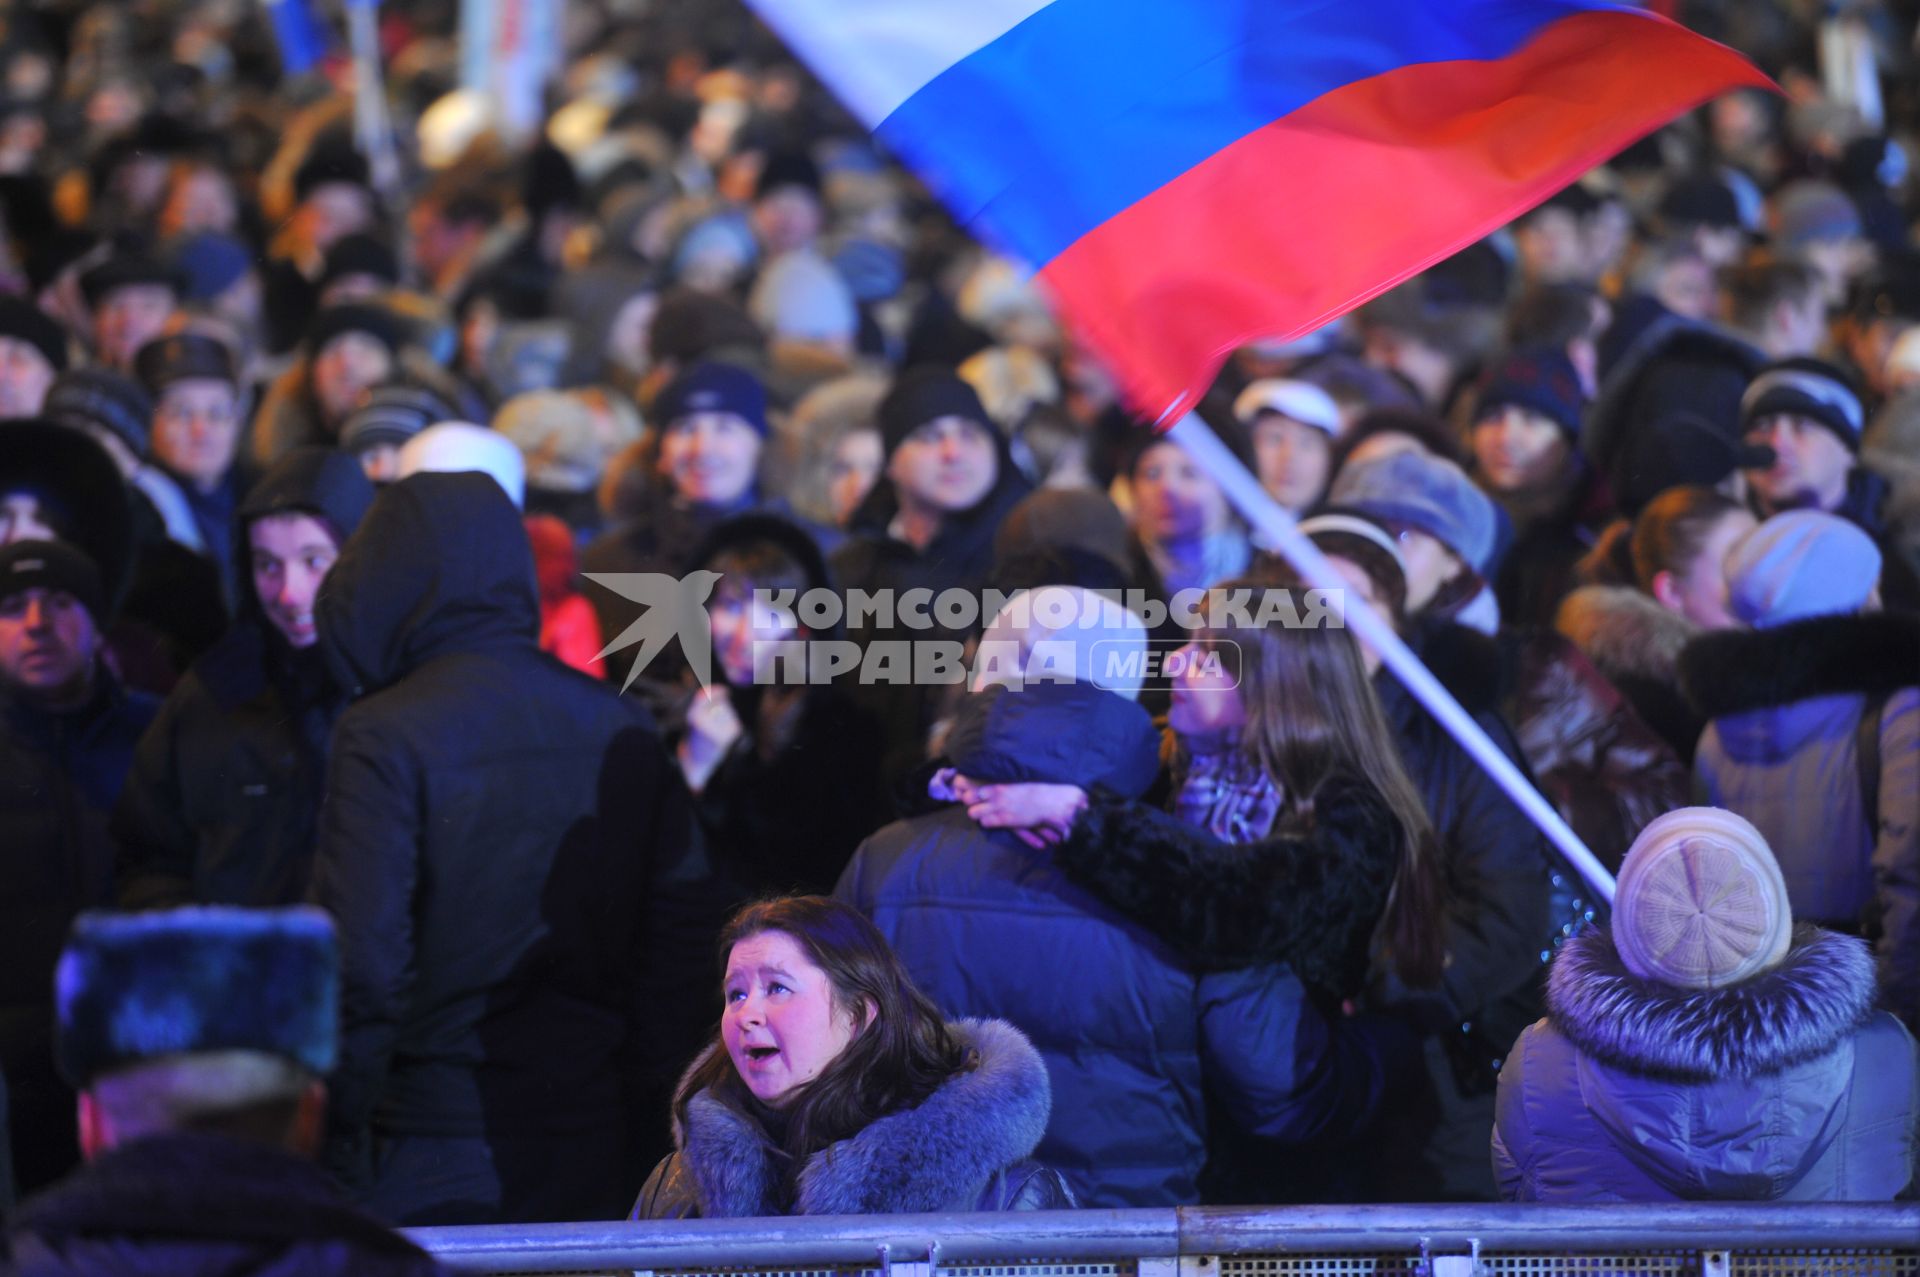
[0, 538, 106, 626]
[304, 303, 402, 359]
[0, 294, 69, 372]
[877, 367, 992, 459]
[133, 333, 238, 397]
[43, 370, 154, 459]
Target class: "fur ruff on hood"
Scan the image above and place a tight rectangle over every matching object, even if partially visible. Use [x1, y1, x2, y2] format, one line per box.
[1556, 585, 1699, 687]
[1547, 925, 1876, 1083]
[1678, 612, 1920, 720]
[675, 1018, 1051, 1216]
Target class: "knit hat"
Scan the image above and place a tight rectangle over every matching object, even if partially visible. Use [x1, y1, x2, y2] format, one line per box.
[133, 333, 237, 396]
[316, 233, 400, 294]
[338, 383, 456, 455]
[653, 361, 768, 436]
[1475, 346, 1587, 437]
[1739, 358, 1865, 451]
[1613, 807, 1793, 990]
[0, 538, 106, 625]
[43, 369, 155, 459]
[493, 389, 640, 493]
[1611, 411, 1776, 518]
[165, 232, 253, 302]
[304, 302, 402, 359]
[1298, 512, 1408, 577]
[878, 366, 994, 459]
[292, 137, 370, 203]
[1725, 510, 1881, 628]
[55, 906, 339, 1087]
[0, 419, 133, 607]
[1328, 450, 1498, 573]
[1772, 180, 1862, 247]
[1657, 175, 1744, 232]
[1232, 379, 1342, 437]
[396, 422, 526, 508]
[0, 294, 69, 371]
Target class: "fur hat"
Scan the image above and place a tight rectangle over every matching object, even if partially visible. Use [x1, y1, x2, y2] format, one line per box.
[55, 906, 339, 1087]
[133, 333, 238, 396]
[1725, 510, 1881, 628]
[493, 389, 640, 494]
[78, 253, 182, 310]
[396, 422, 526, 508]
[1328, 450, 1498, 574]
[0, 538, 105, 625]
[1740, 358, 1864, 451]
[304, 302, 402, 359]
[317, 233, 400, 294]
[1613, 807, 1793, 990]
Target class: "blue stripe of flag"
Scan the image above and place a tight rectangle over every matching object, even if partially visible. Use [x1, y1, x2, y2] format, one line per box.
[875, 0, 1637, 266]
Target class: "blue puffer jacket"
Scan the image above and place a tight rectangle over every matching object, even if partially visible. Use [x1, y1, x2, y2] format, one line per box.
[837, 682, 1393, 1207]
[1494, 925, 1917, 1201]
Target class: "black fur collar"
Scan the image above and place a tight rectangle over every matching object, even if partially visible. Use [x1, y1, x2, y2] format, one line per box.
[1678, 612, 1920, 719]
[1547, 925, 1876, 1082]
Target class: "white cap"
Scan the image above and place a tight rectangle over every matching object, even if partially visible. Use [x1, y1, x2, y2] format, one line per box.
[1232, 379, 1342, 436]
[397, 422, 527, 509]
[970, 586, 1150, 701]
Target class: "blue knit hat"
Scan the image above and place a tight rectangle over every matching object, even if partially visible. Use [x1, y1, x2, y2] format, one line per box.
[1725, 510, 1881, 628]
[1328, 449, 1498, 574]
[654, 360, 769, 436]
[55, 907, 339, 1086]
[165, 231, 254, 301]
[1476, 345, 1587, 437]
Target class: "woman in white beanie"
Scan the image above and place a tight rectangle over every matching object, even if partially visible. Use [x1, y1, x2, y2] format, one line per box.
[1493, 807, 1917, 1202]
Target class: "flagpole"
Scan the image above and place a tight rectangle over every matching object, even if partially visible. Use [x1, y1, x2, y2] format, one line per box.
[1165, 412, 1617, 906]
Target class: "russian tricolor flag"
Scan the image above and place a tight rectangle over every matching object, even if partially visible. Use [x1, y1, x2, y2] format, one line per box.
[748, 0, 1770, 419]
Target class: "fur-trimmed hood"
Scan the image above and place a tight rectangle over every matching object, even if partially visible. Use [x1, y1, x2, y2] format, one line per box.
[670, 1018, 1052, 1216]
[1548, 925, 1876, 1082]
[1556, 585, 1698, 687]
[1679, 612, 1920, 720]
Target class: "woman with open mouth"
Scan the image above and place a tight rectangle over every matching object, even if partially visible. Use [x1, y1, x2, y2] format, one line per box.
[631, 895, 1073, 1218]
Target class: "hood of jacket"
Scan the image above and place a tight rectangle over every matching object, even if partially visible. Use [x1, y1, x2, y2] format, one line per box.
[690, 511, 844, 643]
[1679, 612, 1920, 723]
[1544, 925, 1879, 1198]
[946, 679, 1162, 798]
[674, 1018, 1052, 1216]
[315, 471, 539, 697]
[1555, 585, 1699, 687]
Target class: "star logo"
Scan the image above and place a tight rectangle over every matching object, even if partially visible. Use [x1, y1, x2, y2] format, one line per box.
[584, 571, 724, 691]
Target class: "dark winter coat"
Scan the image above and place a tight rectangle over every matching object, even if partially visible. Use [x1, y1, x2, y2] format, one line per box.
[9, 1133, 452, 1276]
[0, 667, 158, 1195]
[681, 515, 890, 899]
[632, 1019, 1073, 1218]
[113, 449, 374, 909]
[838, 683, 1393, 1207]
[1053, 773, 1400, 999]
[831, 466, 1034, 789]
[1681, 612, 1920, 1027]
[1420, 620, 1686, 874]
[310, 472, 710, 1220]
[1827, 466, 1920, 613]
[1494, 926, 1917, 1202]
[1368, 636, 1560, 1201]
[1555, 584, 1705, 764]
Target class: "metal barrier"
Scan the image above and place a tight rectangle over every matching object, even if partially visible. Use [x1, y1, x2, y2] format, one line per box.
[410, 1203, 1920, 1276]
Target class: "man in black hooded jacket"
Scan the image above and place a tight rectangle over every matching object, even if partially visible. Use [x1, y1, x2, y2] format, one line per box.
[112, 447, 376, 908]
[309, 471, 708, 1225]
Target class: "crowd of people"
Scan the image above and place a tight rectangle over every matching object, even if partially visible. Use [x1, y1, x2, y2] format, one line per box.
[0, 0, 1918, 1256]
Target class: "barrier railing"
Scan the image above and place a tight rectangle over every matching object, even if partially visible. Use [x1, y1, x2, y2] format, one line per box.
[411, 1203, 1920, 1276]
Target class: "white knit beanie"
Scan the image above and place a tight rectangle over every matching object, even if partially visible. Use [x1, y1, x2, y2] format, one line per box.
[1614, 807, 1794, 990]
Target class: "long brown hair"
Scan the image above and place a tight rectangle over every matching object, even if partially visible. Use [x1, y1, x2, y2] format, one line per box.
[1192, 571, 1447, 987]
[675, 897, 975, 1166]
